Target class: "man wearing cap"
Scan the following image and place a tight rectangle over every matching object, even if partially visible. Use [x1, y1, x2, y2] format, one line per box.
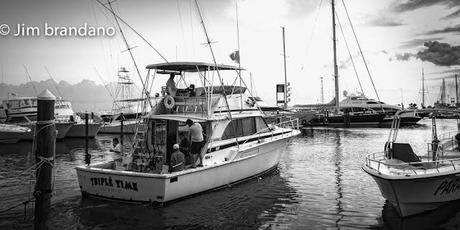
[170, 144, 185, 172]
[186, 119, 204, 167]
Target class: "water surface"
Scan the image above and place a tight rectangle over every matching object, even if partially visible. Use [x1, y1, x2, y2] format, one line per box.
[1, 119, 460, 229]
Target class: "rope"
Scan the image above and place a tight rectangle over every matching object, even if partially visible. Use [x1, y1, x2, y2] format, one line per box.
[0, 198, 34, 214]
[335, 12, 364, 95]
[341, 0, 382, 106]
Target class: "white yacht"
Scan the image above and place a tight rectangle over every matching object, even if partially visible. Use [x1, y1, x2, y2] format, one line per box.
[340, 93, 422, 127]
[363, 116, 460, 217]
[76, 62, 300, 204]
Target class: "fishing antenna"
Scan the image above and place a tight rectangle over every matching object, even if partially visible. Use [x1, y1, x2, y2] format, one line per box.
[44, 66, 63, 98]
[194, 0, 240, 148]
[23, 65, 38, 94]
[95, 0, 169, 63]
[104, 0, 153, 109]
[94, 67, 116, 100]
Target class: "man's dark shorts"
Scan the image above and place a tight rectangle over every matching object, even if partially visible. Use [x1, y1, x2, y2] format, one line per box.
[191, 141, 204, 155]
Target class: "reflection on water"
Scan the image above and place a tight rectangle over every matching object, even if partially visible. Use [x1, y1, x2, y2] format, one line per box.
[333, 131, 344, 229]
[1, 119, 460, 229]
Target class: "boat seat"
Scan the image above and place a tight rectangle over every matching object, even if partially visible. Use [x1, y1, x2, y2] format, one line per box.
[391, 143, 421, 163]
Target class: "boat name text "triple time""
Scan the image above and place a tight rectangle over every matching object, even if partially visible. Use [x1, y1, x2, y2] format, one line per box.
[434, 178, 460, 196]
[90, 177, 138, 191]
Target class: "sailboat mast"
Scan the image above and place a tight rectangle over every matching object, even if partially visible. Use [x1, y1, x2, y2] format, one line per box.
[422, 68, 425, 108]
[282, 27, 288, 109]
[332, 0, 339, 111]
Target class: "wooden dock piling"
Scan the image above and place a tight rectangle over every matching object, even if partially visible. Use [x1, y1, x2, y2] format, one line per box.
[84, 113, 90, 165]
[34, 89, 56, 230]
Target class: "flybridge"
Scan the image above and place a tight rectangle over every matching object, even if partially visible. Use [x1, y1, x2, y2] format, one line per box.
[146, 62, 243, 73]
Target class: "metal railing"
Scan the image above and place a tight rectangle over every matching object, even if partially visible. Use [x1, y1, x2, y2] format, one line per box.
[365, 152, 460, 176]
[241, 117, 299, 146]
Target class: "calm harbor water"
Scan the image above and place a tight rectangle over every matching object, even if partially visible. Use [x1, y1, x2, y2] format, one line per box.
[1, 119, 460, 229]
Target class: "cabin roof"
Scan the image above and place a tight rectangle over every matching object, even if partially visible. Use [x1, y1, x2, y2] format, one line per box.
[148, 114, 210, 122]
[146, 61, 243, 72]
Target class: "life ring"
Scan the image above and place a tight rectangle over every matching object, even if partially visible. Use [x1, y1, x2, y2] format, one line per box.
[164, 95, 175, 109]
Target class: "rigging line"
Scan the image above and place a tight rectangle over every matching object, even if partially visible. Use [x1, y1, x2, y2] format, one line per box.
[23, 65, 38, 94]
[95, 0, 169, 63]
[194, 0, 240, 148]
[335, 12, 364, 95]
[44, 67, 63, 98]
[94, 67, 115, 100]
[176, 0, 188, 57]
[341, 0, 381, 102]
[105, 0, 153, 109]
[305, 0, 323, 58]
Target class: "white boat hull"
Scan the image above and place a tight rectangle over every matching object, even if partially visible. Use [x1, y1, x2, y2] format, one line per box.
[98, 120, 137, 134]
[363, 166, 460, 217]
[76, 133, 295, 203]
[66, 123, 102, 138]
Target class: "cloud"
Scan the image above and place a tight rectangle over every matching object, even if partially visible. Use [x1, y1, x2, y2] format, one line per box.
[398, 37, 443, 49]
[422, 24, 460, 35]
[416, 41, 460, 66]
[364, 14, 405, 27]
[390, 0, 460, 12]
[426, 68, 460, 75]
[394, 52, 415, 61]
[442, 8, 460, 19]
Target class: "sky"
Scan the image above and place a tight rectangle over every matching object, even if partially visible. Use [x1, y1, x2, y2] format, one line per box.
[0, 0, 459, 107]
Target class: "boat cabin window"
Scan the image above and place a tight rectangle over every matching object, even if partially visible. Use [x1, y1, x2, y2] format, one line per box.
[222, 117, 267, 140]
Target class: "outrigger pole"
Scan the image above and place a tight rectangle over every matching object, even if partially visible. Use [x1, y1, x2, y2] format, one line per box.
[194, 0, 240, 148]
[95, 0, 168, 63]
[104, 0, 153, 109]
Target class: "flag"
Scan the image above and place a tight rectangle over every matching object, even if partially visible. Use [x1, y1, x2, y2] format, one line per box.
[229, 51, 240, 64]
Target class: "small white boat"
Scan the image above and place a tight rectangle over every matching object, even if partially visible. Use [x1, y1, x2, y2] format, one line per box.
[98, 114, 139, 134]
[55, 100, 102, 138]
[5, 114, 73, 140]
[363, 116, 460, 217]
[0, 124, 31, 144]
[76, 62, 300, 204]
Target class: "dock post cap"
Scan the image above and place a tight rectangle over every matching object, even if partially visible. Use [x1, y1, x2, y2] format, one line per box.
[37, 89, 56, 101]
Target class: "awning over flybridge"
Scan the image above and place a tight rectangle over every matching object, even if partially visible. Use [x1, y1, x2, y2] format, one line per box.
[146, 62, 243, 72]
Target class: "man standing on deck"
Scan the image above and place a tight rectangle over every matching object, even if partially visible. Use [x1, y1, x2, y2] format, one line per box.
[186, 119, 204, 167]
[166, 73, 177, 96]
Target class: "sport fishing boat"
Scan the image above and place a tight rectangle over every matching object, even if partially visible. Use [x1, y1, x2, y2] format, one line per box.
[99, 67, 148, 134]
[0, 124, 31, 144]
[76, 62, 300, 204]
[363, 115, 460, 217]
[2, 96, 101, 138]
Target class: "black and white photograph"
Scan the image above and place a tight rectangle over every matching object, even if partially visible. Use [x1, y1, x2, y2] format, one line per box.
[1, 0, 460, 229]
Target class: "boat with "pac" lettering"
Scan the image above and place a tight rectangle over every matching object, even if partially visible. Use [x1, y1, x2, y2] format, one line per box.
[363, 114, 460, 217]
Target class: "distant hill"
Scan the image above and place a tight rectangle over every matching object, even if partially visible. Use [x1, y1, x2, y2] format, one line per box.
[0, 79, 141, 112]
